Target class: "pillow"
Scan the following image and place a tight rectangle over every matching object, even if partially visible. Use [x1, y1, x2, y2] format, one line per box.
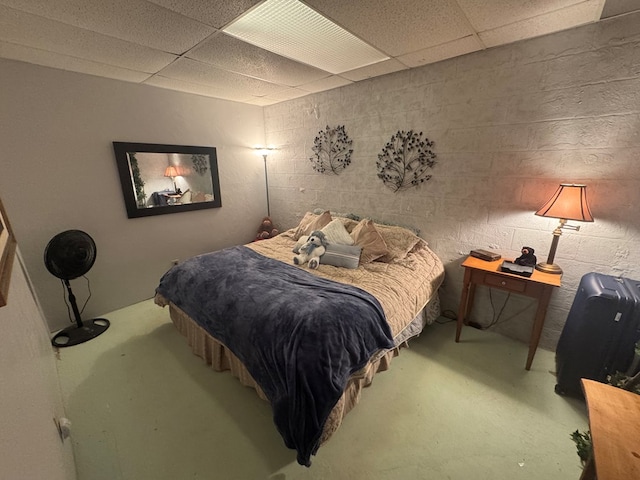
[292, 235, 308, 254]
[321, 244, 361, 269]
[192, 191, 206, 203]
[180, 189, 192, 203]
[375, 224, 422, 262]
[313, 209, 360, 221]
[293, 211, 332, 240]
[321, 219, 355, 245]
[350, 219, 389, 263]
[337, 217, 359, 233]
[315, 209, 420, 235]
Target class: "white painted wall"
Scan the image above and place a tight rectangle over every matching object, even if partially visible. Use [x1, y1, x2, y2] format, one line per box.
[0, 250, 76, 479]
[0, 61, 267, 332]
[264, 13, 640, 350]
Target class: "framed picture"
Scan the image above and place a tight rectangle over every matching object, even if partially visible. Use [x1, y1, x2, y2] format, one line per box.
[112, 142, 222, 218]
[0, 196, 17, 307]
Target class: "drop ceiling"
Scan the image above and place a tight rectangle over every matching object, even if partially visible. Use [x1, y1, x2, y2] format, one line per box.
[0, 0, 637, 106]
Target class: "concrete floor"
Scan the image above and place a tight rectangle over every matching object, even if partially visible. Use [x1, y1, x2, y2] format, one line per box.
[56, 299, 588, 480]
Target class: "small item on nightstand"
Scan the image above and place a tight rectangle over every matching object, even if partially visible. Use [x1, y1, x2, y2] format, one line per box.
[500, 261, 534, 277]
[470, 249, 501, 261]
[514, 246, 537, 267]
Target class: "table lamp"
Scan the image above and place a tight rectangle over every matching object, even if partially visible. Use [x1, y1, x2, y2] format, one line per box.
[164, 165, 179, 192]
[534, 183, 593, 274]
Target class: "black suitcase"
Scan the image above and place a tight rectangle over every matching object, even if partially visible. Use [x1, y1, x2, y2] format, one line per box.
[555, 272, 640, 398]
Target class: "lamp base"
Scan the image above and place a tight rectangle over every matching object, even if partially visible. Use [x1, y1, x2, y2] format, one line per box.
[535, 262, 563, 275]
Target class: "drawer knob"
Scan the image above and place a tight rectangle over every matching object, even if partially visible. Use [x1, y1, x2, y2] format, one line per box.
[501, 281, 506, 286]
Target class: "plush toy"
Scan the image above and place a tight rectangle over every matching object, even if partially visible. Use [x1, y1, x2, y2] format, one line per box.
[293, 230, 327, 269]
[255, 216, 279, 241]
[515, 246, 537, 267]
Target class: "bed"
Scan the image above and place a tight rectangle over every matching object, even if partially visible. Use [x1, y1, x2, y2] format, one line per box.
[154, 211, 445, 466]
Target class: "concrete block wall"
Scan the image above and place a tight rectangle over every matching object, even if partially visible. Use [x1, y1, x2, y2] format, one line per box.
[263, 12, 640, 351]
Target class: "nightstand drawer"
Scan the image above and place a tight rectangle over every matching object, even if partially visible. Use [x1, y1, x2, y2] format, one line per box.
[484, 272, 527, 292]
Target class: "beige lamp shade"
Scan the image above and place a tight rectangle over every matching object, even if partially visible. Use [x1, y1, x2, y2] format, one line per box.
[164, 166, 179, 178]
[534, 183, 594, 275]
[535, 184, 593, 222]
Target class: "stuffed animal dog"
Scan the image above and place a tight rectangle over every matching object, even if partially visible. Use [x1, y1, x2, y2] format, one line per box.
[293, 230, 327, 269]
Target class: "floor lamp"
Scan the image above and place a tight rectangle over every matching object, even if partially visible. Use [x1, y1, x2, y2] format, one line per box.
[255, 147, 275, 217]
[534, 183, 594, 274]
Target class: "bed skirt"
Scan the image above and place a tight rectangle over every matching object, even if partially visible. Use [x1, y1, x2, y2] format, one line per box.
[161, 292, 440, 446]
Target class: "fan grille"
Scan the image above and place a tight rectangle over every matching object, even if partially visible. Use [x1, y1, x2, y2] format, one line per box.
[44, 230, 96, 280]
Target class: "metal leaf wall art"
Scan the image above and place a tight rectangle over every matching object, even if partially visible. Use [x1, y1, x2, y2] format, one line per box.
[376, 130, 437, 192]
[309, 125, 353, 175]
[192, 154, 209, 176]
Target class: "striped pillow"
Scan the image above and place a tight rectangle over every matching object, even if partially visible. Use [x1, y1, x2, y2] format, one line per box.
[321, 244, 361, 269]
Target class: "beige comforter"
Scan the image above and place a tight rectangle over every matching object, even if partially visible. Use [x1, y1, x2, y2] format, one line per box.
[247, 228, 445, 339]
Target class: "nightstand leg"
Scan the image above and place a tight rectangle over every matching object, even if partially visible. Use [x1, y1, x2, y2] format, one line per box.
[456, 268, 473, 342]
[466, 283, 477, 319]
[526, 285, 554, 370]
[578, 456, 596, 480]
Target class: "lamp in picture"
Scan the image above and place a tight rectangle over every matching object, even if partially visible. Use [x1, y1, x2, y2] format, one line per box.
[255, 146, 275, 216]
[534, 183, 593, 274]
[164, 165, 179, 192]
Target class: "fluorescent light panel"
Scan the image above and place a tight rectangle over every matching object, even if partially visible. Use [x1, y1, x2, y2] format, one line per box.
[223, 0, 389, 75]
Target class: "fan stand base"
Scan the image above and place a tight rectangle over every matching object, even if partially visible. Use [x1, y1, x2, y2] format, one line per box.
[51, 318, 110, 348]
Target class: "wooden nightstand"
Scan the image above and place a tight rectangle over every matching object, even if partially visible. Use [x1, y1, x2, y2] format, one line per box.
[455, 255, 561, 370]
[579, 379, 640, 480]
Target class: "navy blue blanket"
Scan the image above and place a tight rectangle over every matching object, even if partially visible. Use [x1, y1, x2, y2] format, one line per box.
[155, 246, 394, 466]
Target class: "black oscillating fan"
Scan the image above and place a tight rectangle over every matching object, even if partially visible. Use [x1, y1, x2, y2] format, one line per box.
[45, 230, 110, 347]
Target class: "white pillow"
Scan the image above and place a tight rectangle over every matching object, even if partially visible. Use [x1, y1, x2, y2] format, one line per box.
[321, 219, 355, 245]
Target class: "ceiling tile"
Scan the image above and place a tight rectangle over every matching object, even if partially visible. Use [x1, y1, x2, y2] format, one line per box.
[0, 41, 152, 82]
[243, 96, 280, 106]
[479, 1, 604, 48]
[187, 33, 331, 86]
[600, 0, 639, 18]
[157, 57, 287, 97]
[305, 0, 474, 56]
[146, 0, 263, 28]
[456, 0, 595, 31]
[144, 75, 254, 103]
[0, 5, 177, 72]
[0, 0, 215, 54]
[262, 87, 311, 102]
[297, 75, 352, 93]
[397, 35, 483, 67]
[339, 58, 408, 81]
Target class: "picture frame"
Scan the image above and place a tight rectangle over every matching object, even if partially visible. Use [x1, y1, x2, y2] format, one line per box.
[0, 196, 17, 307]
[113, 142, 222, 218]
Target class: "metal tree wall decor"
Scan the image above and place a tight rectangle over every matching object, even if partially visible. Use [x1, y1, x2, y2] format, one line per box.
[376, 130, 437, 192]
[192, 154, 209, 176]
[309, 125, 353, 175]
